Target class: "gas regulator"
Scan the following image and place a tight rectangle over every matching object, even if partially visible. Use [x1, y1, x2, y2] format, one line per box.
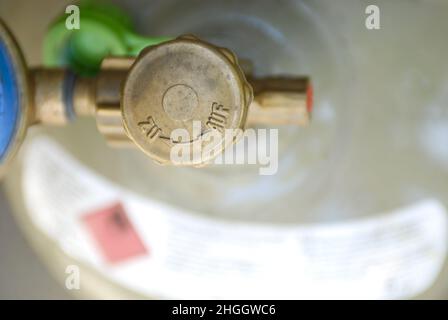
[0, 15, 312, 176]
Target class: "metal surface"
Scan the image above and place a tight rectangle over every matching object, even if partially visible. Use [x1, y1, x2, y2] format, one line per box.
[31, 68, 71, 125]
[248, 77, 311, 126]
[95, 57, 133, 147]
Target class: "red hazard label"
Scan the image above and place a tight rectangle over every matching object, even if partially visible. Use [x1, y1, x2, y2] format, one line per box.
[82, 203, 148, 264]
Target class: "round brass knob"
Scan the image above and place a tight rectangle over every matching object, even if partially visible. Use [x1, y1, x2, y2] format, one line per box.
[121, 35, 253, 166]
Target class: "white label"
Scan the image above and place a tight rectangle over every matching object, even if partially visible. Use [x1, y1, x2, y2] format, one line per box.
[22, 137, 448, 299]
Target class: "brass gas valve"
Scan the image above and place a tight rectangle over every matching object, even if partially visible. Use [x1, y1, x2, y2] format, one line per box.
[1, 20, 312, 175]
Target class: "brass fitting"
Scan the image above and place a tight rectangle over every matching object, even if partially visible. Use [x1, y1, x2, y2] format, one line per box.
[2, 18, 314, 173]
[31, 35, 313, 166]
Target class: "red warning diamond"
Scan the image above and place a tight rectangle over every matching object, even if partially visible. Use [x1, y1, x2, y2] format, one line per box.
[82, 202, 148, 264]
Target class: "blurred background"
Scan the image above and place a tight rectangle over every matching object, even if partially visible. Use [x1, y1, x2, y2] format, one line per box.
[0, 192, 70, 298]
